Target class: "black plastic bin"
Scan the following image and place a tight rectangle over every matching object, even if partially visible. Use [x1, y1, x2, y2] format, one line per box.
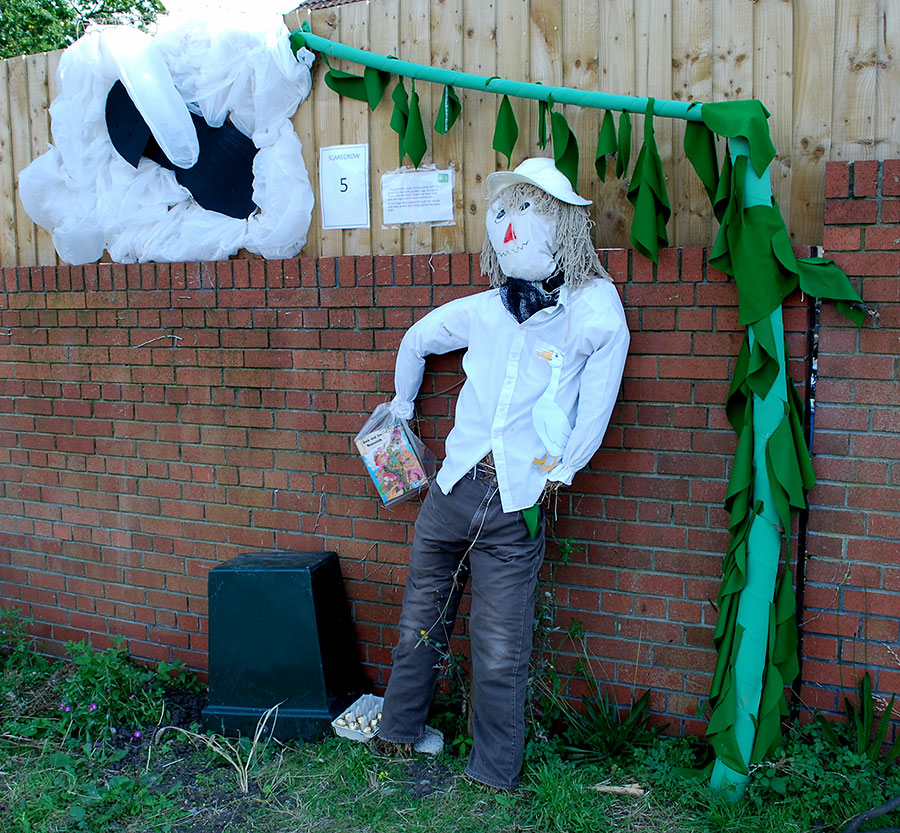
[202, 550, 365, 740]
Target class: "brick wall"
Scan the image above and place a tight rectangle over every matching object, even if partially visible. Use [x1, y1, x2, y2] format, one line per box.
[0, 159, 896, 732]
[801, 160, 900, 712]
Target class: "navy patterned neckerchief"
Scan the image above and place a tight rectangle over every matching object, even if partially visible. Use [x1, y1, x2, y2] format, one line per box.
[499, 274, 565, 324]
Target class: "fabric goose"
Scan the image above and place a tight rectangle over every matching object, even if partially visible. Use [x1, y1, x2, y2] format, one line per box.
[532, 347, 571, 460]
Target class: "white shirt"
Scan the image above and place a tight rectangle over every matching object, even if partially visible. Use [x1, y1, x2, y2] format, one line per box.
[390, 278, 630, 513]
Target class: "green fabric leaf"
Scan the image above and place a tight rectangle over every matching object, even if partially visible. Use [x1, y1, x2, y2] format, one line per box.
[616, 111, 632, 178]
[626, 98, 671, 263]
[551, 110, 580, 189]
[595, 110, 617, 182]
[521, 505, 541, 539]
[747, 316, 779, 400]
[389, 79, 426, 167]
[493, 95, 519, 168]
[711, 202, 800, 327]
[324, 67, 370, 103]
[683, 119, 720, 206]
[538, 98, 550, 150]
[363, 66, 392, 111]
[390, 78, 410, 164]
[434, 84, 462, 134]
[405, 83, 427, 167]
[798, 257, 866, 326]
[712, 151, 733, 224]
[700, 99, 777, 178]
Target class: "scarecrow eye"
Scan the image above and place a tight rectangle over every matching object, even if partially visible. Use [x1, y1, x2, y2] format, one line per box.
[522, 201, 531, 210]
[495, 208, 506, 221]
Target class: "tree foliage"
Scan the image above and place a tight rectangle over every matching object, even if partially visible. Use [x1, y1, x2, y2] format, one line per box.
[0, 0, 165, 58]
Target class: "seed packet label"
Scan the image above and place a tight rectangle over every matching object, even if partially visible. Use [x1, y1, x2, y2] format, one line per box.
[320, 144, 370, 229]
[355, 424, 429, 505]
[381, 167, 455, 226]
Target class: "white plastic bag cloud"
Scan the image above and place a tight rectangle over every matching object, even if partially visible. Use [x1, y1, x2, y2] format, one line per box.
[19, 15, 315, 264]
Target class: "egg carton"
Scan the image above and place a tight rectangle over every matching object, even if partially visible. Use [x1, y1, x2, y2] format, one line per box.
[332, 693, 384, 743]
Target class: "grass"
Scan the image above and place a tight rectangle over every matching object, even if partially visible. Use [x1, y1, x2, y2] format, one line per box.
[2, 612, 900, 832]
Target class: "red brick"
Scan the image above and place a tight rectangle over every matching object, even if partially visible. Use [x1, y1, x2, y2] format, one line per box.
[866, 225, 900, 251]
[823, 226, 861, 251]
[824, 200, 878, 225]
[882, 200, 900, 223]
[825, 161, 851, 198]
[853, 160, 879, 197]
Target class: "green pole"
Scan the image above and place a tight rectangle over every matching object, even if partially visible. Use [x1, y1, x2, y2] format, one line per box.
[291, 28, 704, 122]
[709, 137, 785, 795]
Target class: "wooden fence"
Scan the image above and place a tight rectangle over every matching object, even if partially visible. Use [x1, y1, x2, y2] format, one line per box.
[1, 0, 898, 266]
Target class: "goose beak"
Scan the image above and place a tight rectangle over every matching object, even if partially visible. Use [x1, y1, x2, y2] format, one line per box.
[536, 349, 553, 360]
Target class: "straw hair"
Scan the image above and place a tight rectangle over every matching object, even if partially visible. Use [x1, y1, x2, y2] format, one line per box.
[480, 184, 611, 289]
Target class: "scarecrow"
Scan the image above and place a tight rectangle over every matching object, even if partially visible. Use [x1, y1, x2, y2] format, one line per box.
[376, 157, 630, 790]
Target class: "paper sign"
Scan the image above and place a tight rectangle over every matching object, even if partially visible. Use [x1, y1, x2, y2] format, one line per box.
[381, 167, 455, 226]
[319, 144, 370, 230]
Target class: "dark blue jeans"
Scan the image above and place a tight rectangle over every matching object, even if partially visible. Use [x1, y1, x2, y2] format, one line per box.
[379, 466, 545, 789]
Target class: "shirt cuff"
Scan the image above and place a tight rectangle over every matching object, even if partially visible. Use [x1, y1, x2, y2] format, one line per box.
[389, 397, 415, 420]
[547, 463, 576, 486]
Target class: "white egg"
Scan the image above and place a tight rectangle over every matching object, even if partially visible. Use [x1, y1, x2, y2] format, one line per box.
[344, 712, 353, 722]
[362, 725, 373, 734]
[369, 718, 378, 727]
[335, 718, 347, 726]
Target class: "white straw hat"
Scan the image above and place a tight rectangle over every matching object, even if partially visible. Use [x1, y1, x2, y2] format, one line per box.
[485, 156, 592, 206]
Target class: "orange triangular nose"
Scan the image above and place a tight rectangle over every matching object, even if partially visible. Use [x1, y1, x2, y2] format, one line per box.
[503, 223, 516, 244]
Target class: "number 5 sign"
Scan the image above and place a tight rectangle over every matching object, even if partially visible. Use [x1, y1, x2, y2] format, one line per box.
[319, 144, 371, 230]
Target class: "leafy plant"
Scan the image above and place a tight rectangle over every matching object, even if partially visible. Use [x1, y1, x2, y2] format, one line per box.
[0, 607, 42, 672]
[428, 650, 472, 755]
[561, 686, 661, 763]
[57, 637, 167, 743]
[815, 671, 900, 768]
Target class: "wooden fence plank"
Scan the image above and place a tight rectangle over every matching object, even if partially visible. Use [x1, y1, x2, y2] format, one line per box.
[595, 0, 635, 248]
[367, 0, 401, 254]
[635, 0, 673, 262]
[0, 61, 17, 267]
[832, 0, 878, 161]
[26, 52, 57, 265]
[430, 0, 466, 253]
[461, 0, 497, 253]
[790, 0, 834, 245]
[312, 7, 345, 257]
[8, 56, 36, 267]
[712, 1, 752, 102]
[285, 6, 320, 258]
[877, 0, 900, 160]
[496, 0, 532, 167]
[340, 2, 372, 256]
[671, 0, 713, 246]
[400, 0, 433, 255]
[753, 0, 793, 231]
[562, 0, 601, 208]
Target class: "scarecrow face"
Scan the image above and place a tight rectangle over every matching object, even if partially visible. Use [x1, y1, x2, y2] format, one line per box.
[486, 191, 559, 282]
